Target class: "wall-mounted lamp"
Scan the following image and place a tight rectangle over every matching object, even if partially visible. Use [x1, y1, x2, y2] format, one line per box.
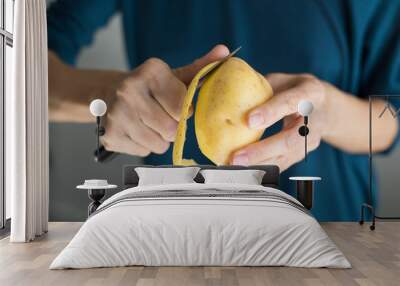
[297, 100, 314, 162]
[89, 99, 107, 160]
[289, 100, 320, 210]
[89, 99, 117, 162]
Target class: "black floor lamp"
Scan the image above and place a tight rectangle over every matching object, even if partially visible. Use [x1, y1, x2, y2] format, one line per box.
[359, 95, 400, 230]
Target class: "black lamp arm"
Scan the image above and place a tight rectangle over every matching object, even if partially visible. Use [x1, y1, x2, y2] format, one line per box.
[298, 116, 309, 162]
[93, 117, 116, 163]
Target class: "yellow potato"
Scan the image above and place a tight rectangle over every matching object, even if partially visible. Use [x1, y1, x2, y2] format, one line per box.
[173, 57, 273, 166]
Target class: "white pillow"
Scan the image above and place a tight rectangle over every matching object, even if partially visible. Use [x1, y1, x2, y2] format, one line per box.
[200, 169, 266, 185]
[135, 167, 200, 186]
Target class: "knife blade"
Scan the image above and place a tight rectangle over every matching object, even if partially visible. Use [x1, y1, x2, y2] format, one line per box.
[198, 46, 242, 84]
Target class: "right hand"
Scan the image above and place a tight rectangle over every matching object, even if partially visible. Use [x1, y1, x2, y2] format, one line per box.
[101, 45, 230, 156]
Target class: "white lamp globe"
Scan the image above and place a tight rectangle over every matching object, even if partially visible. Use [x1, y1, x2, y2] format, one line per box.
[90, 99, 107, 117]
[298, 100, 314, 116]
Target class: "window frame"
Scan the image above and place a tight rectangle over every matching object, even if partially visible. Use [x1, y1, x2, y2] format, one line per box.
[0, 0, 13, 233]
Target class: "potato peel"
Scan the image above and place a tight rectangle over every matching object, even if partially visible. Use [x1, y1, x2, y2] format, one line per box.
[173, 61, 220, 165]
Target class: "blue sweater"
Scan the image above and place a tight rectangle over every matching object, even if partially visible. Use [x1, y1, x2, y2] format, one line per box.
[47, 0, 400, 221]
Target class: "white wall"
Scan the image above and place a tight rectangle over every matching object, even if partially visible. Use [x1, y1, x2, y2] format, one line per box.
[76, 14, 128, 71]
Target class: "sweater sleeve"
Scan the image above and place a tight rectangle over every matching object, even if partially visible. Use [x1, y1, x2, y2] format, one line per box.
[47, 0, 120, 65]
[359, 1, 400, 154]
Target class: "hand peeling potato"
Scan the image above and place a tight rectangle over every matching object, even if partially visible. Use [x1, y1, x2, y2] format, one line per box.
[173, 57, 273, 165]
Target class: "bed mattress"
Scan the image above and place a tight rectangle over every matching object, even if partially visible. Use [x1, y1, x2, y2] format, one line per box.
[50, 183, 350, 269]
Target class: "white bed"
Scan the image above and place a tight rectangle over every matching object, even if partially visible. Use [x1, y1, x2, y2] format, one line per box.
[50, 182, 350, 269]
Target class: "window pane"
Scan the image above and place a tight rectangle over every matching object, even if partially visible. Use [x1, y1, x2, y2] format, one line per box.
[5, 0, 13, 33]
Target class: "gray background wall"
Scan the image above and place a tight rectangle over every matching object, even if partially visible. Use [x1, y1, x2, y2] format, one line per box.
[49, 13, 142, 221]
[375, 150, 400, 217]
[48, 3, 400, 221]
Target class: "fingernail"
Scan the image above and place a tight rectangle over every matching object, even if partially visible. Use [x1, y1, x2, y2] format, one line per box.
[248, 112, 264, 129]
[232, 153, 249, 166]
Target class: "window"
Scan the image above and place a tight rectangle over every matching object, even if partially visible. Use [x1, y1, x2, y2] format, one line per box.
[1, 0, 14, 232]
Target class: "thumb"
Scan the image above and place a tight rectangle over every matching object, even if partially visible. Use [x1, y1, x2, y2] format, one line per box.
[174, 44, 230, 85]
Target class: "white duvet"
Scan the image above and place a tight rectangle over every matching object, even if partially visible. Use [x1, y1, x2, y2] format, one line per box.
[50, 183, 350, 269]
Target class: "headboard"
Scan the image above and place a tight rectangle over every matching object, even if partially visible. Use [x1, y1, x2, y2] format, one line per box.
[123, 165, 280, 189]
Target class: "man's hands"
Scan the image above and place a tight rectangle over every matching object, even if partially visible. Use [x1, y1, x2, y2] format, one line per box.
[101, 45, 229, 156]
[231, 73, 331, 171]
[49, 48, 398, 164]
[231, 72, 399, 171]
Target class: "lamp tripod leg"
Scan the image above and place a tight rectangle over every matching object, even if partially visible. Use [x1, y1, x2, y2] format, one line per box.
[371, 207, 376, 231]
[359, 204, 364, 225]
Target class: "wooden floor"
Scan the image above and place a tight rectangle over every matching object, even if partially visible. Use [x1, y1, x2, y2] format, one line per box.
[0, 222, 399, 286]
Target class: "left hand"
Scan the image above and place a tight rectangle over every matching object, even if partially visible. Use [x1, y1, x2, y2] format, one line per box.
[231, 73, 332, 171]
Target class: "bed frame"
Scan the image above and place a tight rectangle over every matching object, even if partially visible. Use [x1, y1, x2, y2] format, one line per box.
[122, 165, 280, 189]
[85, 165, 280, 217]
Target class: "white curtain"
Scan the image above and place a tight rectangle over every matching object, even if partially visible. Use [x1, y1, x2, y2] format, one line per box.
[8, 0, 49, 242]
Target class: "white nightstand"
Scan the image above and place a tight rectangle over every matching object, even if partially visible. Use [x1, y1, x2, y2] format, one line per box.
[77, 180, 117, 216]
